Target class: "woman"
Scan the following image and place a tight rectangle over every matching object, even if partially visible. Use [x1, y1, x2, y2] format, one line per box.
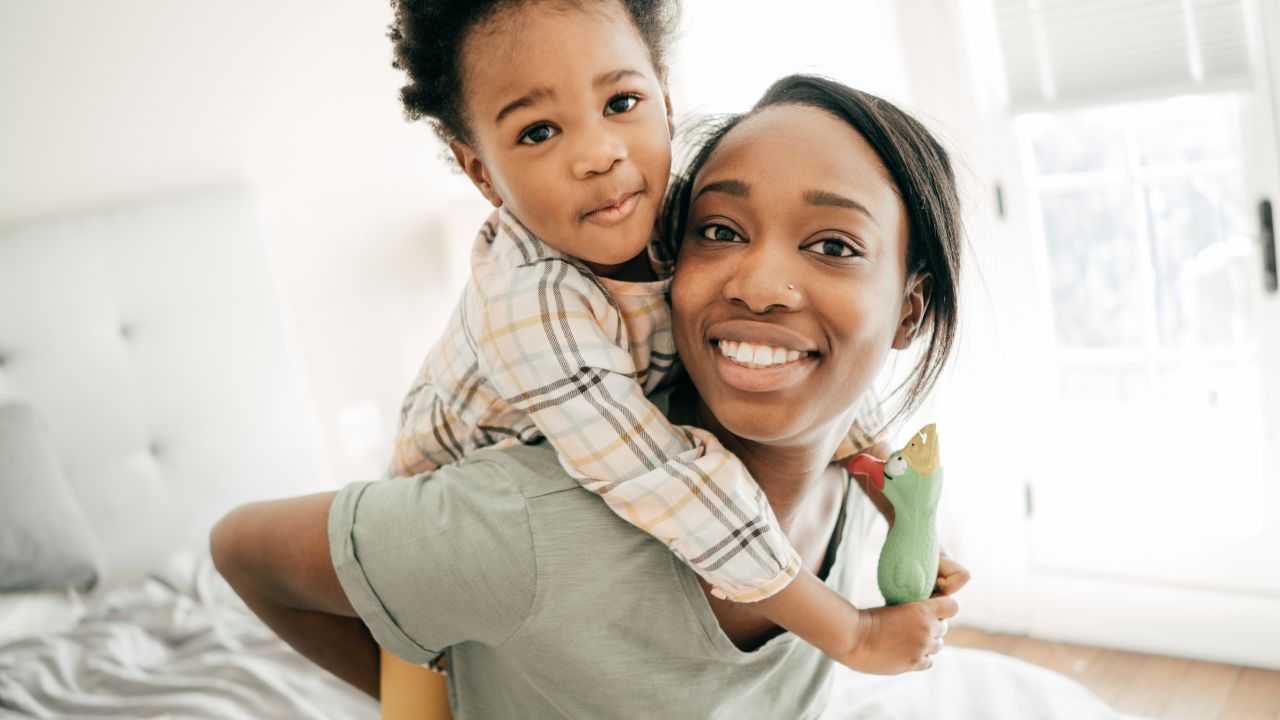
[210, 75, 968, 719]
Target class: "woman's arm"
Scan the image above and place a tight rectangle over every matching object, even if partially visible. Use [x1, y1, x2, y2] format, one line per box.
[209, 492, 382, 697]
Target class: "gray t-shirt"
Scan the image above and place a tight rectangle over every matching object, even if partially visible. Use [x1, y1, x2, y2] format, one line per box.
[330, 442, 879, 720]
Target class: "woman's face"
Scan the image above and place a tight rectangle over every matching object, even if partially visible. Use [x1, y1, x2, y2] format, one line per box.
[671, 103, 923, 448]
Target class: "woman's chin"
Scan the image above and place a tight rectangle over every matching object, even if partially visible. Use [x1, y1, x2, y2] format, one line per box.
[701, 398, 809, 446]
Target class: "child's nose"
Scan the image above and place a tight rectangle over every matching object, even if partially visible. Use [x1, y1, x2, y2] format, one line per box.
[571, 125, 626, 178]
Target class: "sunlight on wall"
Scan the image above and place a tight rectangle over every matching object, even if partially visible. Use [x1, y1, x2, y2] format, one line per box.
[669, 0, 908, 119]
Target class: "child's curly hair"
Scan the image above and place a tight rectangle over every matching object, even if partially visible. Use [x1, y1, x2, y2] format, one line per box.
[389, 0, 681, 146]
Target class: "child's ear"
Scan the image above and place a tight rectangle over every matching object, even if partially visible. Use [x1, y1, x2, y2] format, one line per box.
[449, 140, 503, 208]
[893, 273, 932, 349]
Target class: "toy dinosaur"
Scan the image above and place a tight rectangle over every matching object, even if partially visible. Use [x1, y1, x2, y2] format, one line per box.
[847, 424, 942, 606]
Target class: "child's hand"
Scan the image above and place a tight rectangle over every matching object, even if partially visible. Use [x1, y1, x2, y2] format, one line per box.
[932, 549, 970, 597]
[845, 595, 957, 674]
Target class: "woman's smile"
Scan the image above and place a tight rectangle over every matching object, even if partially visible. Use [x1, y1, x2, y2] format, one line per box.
[707, 318, 822, 392]
[712, 342, 819, 392]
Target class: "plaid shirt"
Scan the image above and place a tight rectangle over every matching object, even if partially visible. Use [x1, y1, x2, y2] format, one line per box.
[391, 208, 877, 602]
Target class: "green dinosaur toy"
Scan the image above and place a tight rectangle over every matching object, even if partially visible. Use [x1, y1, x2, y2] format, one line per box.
[847, 424, 942, 606]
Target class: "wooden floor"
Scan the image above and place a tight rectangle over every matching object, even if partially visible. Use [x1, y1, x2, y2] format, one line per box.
[948, 626, 1280, 719]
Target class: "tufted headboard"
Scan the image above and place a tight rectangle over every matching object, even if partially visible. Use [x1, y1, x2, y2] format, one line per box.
[0, 188, 332, 589]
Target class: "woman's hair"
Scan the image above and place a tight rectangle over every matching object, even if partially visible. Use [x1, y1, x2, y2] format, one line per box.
[663, 75, 963, 437]
[388, 0, 681, 146]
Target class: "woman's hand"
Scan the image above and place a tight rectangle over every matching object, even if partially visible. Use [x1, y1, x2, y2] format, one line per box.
[845, 594, 957, 674]
[932, 549, 970, 597]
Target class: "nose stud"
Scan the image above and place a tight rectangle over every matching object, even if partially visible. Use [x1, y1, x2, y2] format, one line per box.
[788, 283, 795, 290]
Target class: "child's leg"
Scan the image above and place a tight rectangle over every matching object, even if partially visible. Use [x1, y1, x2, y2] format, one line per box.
[381, 649, 453, 720]
[209, 493, 380, 697]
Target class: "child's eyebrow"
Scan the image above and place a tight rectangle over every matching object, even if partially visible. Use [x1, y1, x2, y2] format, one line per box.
[496, 88, 552, 125]
[594, 68, 644, 87]
[494, 69, 646, 126]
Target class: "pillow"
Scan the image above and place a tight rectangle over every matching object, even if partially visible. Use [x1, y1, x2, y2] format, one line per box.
[0, 590, 86, 645]
[0, 404, 103, 592]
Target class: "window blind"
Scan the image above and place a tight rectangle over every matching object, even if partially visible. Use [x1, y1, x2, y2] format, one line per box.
[994, 0, 1252, 111]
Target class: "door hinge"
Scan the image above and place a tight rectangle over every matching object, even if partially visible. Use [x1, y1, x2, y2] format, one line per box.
[1260, 198, 1277, 294]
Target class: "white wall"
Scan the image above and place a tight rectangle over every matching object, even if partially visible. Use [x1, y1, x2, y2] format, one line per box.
[885, 0, 1039, 634]
[0, 0, 911, 484]
[669, 0, 908, 115]
[1, 0, 486, 483]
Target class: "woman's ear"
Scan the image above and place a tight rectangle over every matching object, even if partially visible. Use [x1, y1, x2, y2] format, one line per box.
[893, 273, 932, 349]
[449, 141, 503, 208]
[663, 89, 675, 138]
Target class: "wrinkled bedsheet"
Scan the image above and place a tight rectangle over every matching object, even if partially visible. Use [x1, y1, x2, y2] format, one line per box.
[0, 552, 377, 720]
[822, 648, 1134, 720]
[1, 551, 1135, 720]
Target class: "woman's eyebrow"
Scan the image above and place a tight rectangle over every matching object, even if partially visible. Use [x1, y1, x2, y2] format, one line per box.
[804, 189, 877, 226]
[693, 179, 750, 201]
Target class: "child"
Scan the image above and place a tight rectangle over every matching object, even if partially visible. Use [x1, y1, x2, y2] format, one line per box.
[386, 0, 879, 672]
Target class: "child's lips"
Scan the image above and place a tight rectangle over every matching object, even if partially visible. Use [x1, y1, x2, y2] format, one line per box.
[582, 191, 642, 225]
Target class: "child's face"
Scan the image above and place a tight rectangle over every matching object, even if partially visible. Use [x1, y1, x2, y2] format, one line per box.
[451, 1, 673, 275]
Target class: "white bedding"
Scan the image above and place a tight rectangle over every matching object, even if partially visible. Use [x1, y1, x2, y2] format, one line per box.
[1, 551, 1134, 720]
[0, 553, 377, 720]
[0, 591, 86, 647]
[822, 648, 1136, 720]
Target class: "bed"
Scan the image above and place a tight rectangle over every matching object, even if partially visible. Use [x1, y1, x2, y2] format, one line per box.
[0, 189, 1136, 719]
[0, 188, 377, 718]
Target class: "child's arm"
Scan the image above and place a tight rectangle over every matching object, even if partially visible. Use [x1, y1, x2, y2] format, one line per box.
[476, 264, 799, 601]
[380, 649, 452, 720]
[755, 570, 957, 673]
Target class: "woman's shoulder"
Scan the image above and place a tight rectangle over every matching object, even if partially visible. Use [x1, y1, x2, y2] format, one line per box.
[463, 442, 580, 499]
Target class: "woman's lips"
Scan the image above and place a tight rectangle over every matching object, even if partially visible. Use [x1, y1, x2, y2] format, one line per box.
[711, 339, 818, 393]
[706, 319, 819, 356]
[582, 191, 641, 226]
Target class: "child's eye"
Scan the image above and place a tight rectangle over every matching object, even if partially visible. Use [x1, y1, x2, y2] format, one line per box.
[804, 236, 861, 259]
[519, 123, 559, 145]
[698, 224, 744, 243]
[604, 94, 641, 115]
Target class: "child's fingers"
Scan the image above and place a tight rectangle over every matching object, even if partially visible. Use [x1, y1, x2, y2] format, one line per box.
[927, 594, 959, 620]
[935, 554, 972, 595]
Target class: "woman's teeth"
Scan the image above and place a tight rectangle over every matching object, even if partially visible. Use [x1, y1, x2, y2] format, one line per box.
[717, 340, 805, 368]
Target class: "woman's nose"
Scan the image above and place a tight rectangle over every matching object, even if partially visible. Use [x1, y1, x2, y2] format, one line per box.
[571, 123, 626, 178]
[722, 243, 804, 314]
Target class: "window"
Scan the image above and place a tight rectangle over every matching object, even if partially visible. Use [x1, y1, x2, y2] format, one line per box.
[1016, 93, 1264, 538]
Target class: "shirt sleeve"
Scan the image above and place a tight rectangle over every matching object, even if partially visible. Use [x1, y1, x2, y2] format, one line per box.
[473, 257, 800, 602]
[329, 459, 537, 662]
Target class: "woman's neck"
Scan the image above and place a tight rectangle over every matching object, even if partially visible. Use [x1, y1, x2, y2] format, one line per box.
[679, 394, 840, 531]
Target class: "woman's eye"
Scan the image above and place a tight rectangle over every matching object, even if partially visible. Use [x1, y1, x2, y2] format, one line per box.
[699, 224, 743, 243]
[604, 94, 640, 115]
[805, 237, 860, 258]
[519, 123, 558, 145]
